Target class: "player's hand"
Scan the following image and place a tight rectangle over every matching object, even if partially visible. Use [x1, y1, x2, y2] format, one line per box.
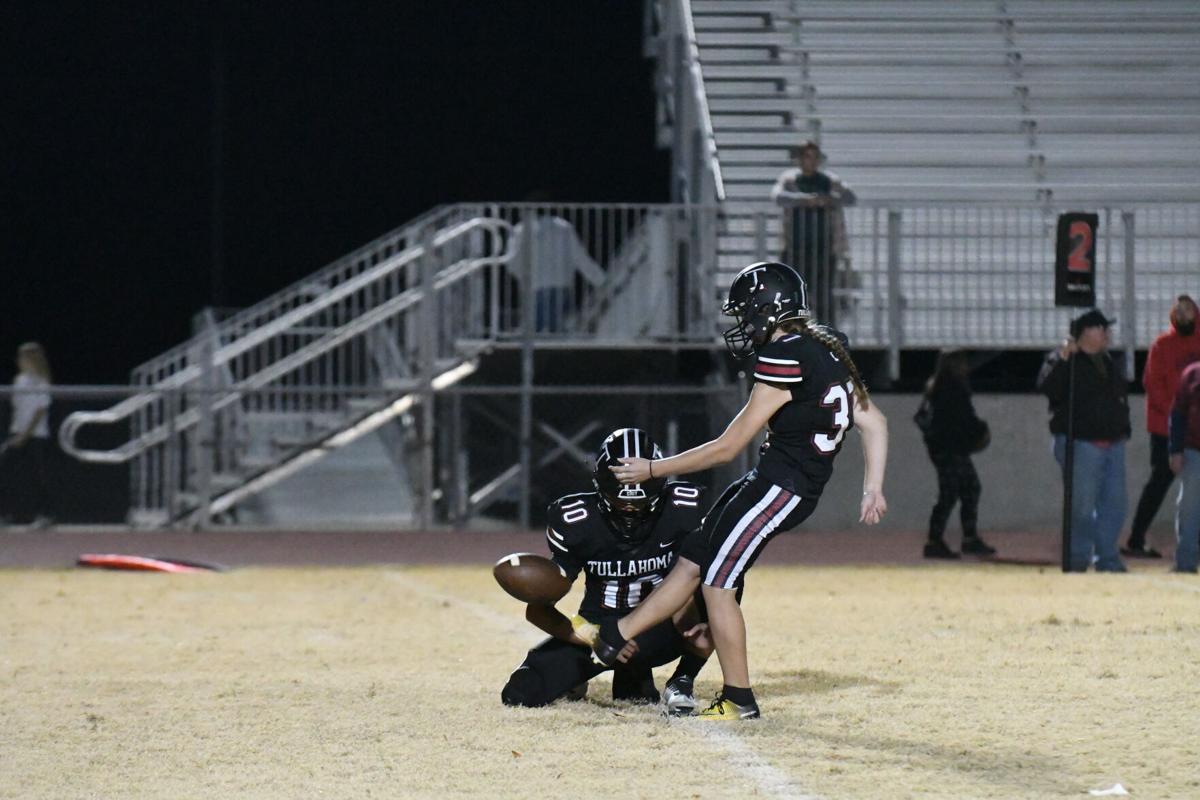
[682, 622, 713, 652]
[1170, 454, 1184, 476]
[615, 639, 640, 664]
[860, 490, 887, 524]
[1058, 338, 1078, 359]
[610, 457, 652, 485]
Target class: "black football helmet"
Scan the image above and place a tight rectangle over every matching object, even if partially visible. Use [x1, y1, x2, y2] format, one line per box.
[592, 428, 667, 542]
[722, 261, 810, 358]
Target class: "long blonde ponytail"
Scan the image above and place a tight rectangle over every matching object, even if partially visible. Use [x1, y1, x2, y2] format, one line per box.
[779, 319, 869, 409]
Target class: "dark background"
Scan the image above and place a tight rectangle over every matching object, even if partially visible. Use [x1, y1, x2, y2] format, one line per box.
[2, 2, 667, 385]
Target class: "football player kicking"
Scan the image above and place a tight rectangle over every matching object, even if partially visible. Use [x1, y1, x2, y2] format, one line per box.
[594, 262, 889, 720]
[501, 428, 714, 714]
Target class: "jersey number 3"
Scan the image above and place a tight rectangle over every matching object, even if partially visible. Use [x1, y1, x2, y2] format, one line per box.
[813, 380, 854, 454]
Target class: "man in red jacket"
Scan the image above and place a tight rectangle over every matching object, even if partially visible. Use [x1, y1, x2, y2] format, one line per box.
[1125, 295, 1200, 557]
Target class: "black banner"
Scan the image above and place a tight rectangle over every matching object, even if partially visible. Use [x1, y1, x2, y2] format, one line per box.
[1054, 212, 1098, 307]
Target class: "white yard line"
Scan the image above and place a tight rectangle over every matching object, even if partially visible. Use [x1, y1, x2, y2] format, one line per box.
[385, 568, 823, 800]
[693, 725, 824, 800]
[1128, 573, 1200, 594]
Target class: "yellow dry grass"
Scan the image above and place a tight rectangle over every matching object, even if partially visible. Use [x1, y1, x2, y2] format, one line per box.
[1, 564, 1198, 799]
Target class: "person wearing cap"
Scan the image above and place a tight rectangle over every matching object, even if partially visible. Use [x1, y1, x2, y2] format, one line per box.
[1168, 361, 1200, 573]
[771, 141, 856, 324]
[1036, 309, 1131, 572]
[1124, 295, 1200, 558]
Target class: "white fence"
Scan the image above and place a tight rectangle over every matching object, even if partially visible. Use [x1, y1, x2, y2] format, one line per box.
[727, 202, 1200, 374]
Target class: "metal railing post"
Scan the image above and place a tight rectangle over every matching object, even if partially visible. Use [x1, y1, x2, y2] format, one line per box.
[452, 390, 467, 524]
[663, 207, 679, 336]
[671, 32, 688, 203]
[642, 0, 657, 57]
[871, 208, 884, 347]
[1122, 211, 1137, 382]
[886, 210, 903, 382]
[754, 210, 768, 262]
[165, 389, 179, 527]
[194, 335, 215, 529]
[418, 225, 438, 528]
[518, 212, 536, 530]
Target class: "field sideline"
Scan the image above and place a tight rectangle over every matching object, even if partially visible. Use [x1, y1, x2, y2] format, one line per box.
[2, 561, 1198, 799]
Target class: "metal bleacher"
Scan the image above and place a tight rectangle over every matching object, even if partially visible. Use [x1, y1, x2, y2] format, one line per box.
[694, 0, 1200, 207]
[658, 0, 1200, 368]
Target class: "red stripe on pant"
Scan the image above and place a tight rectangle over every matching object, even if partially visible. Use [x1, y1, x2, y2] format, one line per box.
[713, 488, 793, 587]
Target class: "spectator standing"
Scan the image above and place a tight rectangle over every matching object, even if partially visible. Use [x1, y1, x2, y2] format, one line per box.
[918, 349, 997, 559]
[510, 206, 606, 333]
[1168, 361, 1200, 573]
[1124, 295, 1200, 558]
[770, 141, 856, 323]
[4, 342, 55, 527]
[1037, 310, 1130, 572]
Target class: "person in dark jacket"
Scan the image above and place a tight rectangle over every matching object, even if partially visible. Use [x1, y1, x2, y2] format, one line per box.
[920, 349, 996, 559]
[1168, 361, 1200, 573]
[1037, 309, 1131, 572]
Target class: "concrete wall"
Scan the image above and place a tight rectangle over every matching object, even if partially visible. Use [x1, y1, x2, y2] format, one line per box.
[808, 393, 1168, 537]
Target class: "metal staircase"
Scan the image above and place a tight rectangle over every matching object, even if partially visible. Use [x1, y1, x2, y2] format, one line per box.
[60, 205, 514, 526]
[59, 202, 726, 528]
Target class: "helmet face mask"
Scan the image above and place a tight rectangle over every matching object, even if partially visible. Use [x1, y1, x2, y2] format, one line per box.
[722, 262, 809, 359]
[592, 428, 667, 543]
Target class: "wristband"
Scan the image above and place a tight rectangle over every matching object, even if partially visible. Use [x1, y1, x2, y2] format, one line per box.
[648, 461, 654, 479]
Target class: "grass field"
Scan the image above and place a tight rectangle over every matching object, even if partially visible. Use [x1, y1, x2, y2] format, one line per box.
[2, 563, 1198, 799]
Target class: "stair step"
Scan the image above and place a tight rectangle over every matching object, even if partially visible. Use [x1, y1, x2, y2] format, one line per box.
[694, 31, 793, 46]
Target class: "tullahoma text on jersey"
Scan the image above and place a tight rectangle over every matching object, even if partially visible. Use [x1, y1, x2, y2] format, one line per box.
[587, 554, 673, 578]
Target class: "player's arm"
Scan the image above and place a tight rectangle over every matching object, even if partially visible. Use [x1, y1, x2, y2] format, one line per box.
[524, 602, 590, 647]
[530, 516, 590, 646]
[853, 396, 888, 524]
[613, 383, 791, 482]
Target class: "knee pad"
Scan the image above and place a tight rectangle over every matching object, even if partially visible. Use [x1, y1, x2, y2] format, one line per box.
[501, 666, 548, 708]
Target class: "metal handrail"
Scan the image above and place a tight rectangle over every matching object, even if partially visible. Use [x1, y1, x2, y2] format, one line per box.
[59, 216, 513, 464]
[678, 0, 726, 201]
[131, 204, 452, 376]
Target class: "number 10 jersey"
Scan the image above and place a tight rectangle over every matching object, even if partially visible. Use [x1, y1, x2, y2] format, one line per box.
[751, 329, 855, 497]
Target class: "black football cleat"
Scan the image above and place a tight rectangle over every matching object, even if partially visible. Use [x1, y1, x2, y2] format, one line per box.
[661, 676, 697, 717]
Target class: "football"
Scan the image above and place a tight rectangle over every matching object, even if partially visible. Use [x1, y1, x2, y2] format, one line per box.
[493, 552, 572, 604]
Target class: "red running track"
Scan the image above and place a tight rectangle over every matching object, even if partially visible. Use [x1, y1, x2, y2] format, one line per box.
[0, 527, 1065, 570]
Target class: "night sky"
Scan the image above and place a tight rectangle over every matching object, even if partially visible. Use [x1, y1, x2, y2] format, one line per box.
[3, 2, 666, 384]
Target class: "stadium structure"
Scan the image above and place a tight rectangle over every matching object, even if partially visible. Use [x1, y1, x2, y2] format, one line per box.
[56, 0, 1199, 531]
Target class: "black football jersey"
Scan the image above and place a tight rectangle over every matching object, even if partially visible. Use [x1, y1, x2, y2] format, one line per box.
[545, 482, 706, 621]
[751, 329, 855, 496]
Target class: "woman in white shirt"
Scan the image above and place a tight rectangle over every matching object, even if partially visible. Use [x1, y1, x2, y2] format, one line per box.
[5, 342, 54, 527]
